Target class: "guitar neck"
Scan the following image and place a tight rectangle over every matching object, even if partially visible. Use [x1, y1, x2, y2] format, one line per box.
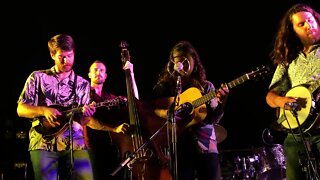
[95, 101, 109, 108]
[226, 74, 250, 89]
[67, 97, 123, 113]
[192, 74, 250, 108]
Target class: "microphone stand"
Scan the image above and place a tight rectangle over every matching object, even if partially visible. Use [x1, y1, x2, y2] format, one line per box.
[290, 109, 320, 180]
[67, 110, 76, 179]
[168, 75, 182, 180]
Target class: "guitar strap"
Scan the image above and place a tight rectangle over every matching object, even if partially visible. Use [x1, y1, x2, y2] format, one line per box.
[71, 74, 78, 107]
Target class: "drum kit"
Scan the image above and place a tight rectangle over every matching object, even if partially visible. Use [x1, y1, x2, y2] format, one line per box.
[216, 125, 286, 180]
[230, 144, 286, 180]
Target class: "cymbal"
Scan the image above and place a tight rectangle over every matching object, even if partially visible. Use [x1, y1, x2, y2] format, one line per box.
[214, 124, 227, 143]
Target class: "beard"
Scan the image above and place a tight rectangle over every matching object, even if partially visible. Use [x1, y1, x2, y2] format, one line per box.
[93, 78, 105, 84]
[56, 64, 72, 74]
[302, 30, 320, 45]
[62, 65, 72, 72]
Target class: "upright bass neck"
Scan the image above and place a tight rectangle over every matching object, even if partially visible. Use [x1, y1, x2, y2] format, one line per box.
[120, 41, 141, 129]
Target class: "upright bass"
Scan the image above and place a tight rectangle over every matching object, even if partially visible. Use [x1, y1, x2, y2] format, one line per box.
[116, 41, 171, 180]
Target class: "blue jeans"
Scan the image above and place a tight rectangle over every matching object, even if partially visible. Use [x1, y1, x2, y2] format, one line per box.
[30, 150, 93, 180]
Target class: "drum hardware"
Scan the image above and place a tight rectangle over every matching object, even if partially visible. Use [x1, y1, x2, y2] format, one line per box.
[232, 155, 259, 179]
[255, 144, 286, 171]
[225, 144, 286, 180]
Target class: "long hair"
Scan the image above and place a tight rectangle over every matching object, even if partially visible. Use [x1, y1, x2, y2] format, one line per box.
[156, 41, 207, 90]
[270, 3, 320, 66]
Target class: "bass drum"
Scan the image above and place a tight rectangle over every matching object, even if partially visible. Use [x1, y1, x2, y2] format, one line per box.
[255, 144, 286, 180]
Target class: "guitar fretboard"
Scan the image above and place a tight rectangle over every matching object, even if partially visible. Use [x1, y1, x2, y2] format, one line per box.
[192, 74, 250, 108]
[189, 65, 269, 109]
[227, 74, 250, 89]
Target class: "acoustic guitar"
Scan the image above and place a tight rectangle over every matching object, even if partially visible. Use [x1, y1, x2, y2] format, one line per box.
[154, 65, 270, 129]
[33, 97, 127, 138]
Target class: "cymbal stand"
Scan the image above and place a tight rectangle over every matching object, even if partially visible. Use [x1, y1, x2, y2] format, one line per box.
[290, 109, 320, 180]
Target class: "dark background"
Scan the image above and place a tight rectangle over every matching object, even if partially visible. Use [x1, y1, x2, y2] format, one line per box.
[1, 0, 319, 178]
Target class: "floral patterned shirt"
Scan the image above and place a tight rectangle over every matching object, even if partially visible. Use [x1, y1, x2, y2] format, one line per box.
[269, 45, 320, 93]
[17, 67, 91, 151]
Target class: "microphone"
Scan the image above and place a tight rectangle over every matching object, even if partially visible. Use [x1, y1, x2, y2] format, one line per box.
[285, 102, 301, 111]
[174, 62, 186, 76]
[167, 58, 191, 76]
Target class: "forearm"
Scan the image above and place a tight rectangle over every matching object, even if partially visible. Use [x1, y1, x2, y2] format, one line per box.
[17, 102, 44, 119]
[266, 90, 282, 108]
[131, 72, 139, 100]
[86, 118, 115, 132]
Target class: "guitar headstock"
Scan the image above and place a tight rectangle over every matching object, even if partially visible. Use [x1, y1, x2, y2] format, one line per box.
[247, 65, 272, 81]
[100, 96, 128, 110]
[116, 96, 128, 106]
[119, 41, 131, 65]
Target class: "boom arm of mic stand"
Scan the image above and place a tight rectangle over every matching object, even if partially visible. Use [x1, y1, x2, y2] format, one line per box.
[110, 153, 135, 177]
